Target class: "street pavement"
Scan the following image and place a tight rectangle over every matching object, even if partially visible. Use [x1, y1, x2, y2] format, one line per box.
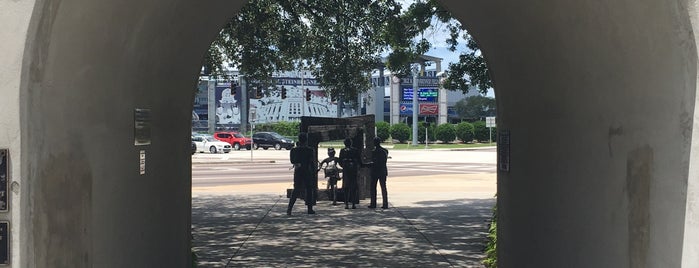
[191, 148, 497, 267]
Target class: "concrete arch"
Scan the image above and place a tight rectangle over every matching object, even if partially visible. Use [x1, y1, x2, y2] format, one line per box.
[439, 0, 698, 267]
[0, 0, 697, 267]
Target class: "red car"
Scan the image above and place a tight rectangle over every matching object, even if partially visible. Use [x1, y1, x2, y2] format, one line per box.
[214, 132, 252, 150]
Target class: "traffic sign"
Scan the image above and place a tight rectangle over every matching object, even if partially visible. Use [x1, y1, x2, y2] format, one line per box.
[486, 117, 496, 128]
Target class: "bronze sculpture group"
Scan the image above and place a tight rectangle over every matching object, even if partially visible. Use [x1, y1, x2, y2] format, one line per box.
[287, 133, 389, 215]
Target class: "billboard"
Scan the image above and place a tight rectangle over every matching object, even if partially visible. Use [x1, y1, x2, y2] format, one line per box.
[401, 87, 438, 102]
[215, 82, 242, 124]
[201, 79, 356, 128]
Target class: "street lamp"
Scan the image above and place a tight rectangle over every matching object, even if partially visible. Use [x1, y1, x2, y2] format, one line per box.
[411, 64, 419, 146]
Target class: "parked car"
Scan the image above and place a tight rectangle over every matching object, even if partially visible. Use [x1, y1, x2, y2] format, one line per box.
[192, 135, 232, 153]
[252, 132, 295, 150]
[214, 131, 252, 150]
[191, 141, 196, 155]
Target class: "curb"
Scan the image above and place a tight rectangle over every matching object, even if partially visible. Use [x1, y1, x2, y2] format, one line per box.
[192, 160, 277, 165]
[448, 147, 496, 151]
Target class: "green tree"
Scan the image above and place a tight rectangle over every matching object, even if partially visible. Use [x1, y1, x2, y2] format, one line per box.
[455, 122, 474, 143]
[441, 36, 493, 94]
[453, 95, 496, 121]
[390, 123, 410, 143]
[376, 121, 391, 142]
[205, 0, 492, 99]
[435, 123, 456, 143]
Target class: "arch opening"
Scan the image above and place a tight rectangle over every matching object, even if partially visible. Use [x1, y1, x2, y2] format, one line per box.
[0, 0, 696, 267]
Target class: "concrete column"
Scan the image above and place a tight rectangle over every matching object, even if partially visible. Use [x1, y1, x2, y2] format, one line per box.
[7, 1, 245, 267]
[436, 60, 447, 124]
[439, 0, 697, 267]
[438, 87, 448, 125]
[375, 67, 385, 123]
[683, 1, 699, 266]
[391, 76, 401, 125]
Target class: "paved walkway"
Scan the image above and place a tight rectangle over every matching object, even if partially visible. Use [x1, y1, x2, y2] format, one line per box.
[192, 173, 496, 268]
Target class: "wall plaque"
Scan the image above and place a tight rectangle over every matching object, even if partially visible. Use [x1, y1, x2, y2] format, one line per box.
[498, 130, 510, 172]
[0, 221, 8, 265]
[134, 108, 152, 146]
[0, 150, 7, 212]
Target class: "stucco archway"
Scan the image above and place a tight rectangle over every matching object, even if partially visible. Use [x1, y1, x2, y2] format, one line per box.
[0, 0, 697, 267]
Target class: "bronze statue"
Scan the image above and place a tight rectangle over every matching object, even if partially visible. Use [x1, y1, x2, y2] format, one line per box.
[338, 138, 361, 209]
[319, 147, 341, 205]
[368, 137, 389, 209]
[287, 133, 317, 215]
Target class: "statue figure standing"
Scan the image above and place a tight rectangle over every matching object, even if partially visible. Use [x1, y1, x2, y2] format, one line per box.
[318, 148, 341, 205]
[287, 133, 317, 215]
[339, 138, 361, 209]
[368, 137, 389, 209]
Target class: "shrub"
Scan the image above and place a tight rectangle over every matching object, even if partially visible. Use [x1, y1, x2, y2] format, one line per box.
[375, 121, 391, 142]
[483, 201, 497, 268]
[417, 122, 436, 143]
[473, 121, 495, 142]
[256, 121, 299, 137]
[275, 121, 300, 137]
[455, 122, 475, 143]
[435, 123, 456, 143]
[390, 123, 410, 143]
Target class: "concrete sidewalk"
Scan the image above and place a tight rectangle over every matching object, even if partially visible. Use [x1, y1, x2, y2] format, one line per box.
[192, 173, 496, 267]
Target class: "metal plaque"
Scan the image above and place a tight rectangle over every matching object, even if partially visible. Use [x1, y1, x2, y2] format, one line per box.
[498, 130, 510, 172]
[0, 221, 8, 265]
[0, 150, 7, 212]
[139, 150, 146, 175]
[134, 108, 152, 146]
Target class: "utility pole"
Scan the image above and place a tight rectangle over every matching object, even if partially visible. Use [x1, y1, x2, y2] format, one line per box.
[301, 70, 305, 117]
[240, 75, 248, 133]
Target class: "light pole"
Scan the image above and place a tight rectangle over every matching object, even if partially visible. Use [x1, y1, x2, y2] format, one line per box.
[411, 64, 419, 146]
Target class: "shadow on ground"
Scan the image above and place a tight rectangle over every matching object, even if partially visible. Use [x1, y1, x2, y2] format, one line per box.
[192, 195, 494, 267]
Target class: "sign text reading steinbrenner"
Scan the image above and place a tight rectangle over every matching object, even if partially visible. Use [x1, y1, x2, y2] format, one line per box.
[400, 77, 440, 87]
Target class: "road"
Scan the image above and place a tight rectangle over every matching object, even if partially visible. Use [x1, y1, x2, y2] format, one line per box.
[192, 148, 496, 187]
[190, 148, 498, 266]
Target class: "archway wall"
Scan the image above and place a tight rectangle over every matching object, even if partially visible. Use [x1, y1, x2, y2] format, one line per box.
[440, 0, 696, 267]
[3, 0, 699, 267]
[684, 0, 699, 266]
[15, 0, 244, 266]
[0, 0, 37, 266]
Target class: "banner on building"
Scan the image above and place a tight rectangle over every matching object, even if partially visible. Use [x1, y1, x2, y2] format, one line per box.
[419, 104, 439, 115]
[215, 82, 242, 125]
[399, 103, 439, 115]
